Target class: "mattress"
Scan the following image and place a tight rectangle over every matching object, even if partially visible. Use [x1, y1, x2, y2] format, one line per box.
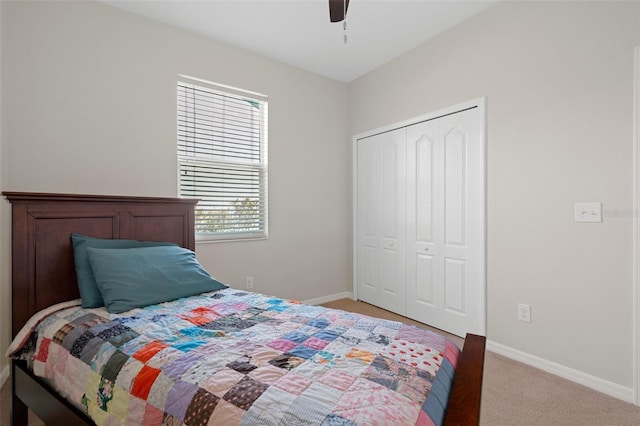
[9, 289, 460, 425]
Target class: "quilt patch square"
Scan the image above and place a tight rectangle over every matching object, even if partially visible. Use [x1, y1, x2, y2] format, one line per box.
[381, 339, 443, 375]
[366, 333, 391, 346]
[249, 348, 284, 367]
[43, 343, 68, 379]
[211, 302, 250, 317]
[353, 318, 378, 332]
[90, 341, 117, 373]
[335, 378, 420, 426]
[307, 318, 330, 329]
[101, 350, 129, 383]
[146, 372, 173, 411]
[208, 399, 246, 425]
[162, 351, 204, 379]
[124, 395, 146, 425]
[227, 355, 258, 374]
[114, 358, 144, 392]
[200, 316, 257, 332]
[272, 372, 312, 395]
[132, 340, 168, 363]
[102, 383, 130, 420]
[303, 336, 330, 350]
[97, 324, 139, 347]
[313, 329, 341, 342]
[130, 365, 161, 400]
[396, 325, 446, 353]
[317, 370, 358, 393]
[282, 331, 309, 344]
[300, 382, 342, 410]
[71, 313, 106, 329]
[345, 348, 376, 364]
[165, 380, 200, 420]
[308, 350, 341, 369]
[362, 355, 432, 403]
[247, 365, 287, 384]
[269, 354, 305, 371]
[145, 347, 183, 370]
[267, 338, 297, 352]
[242, 386, 296, 425]
[79, 337, 105, 364]
[288, 345, 319, 359]
[281, 396, 331, 425]
[34, 338, 51, 363]
[66, 328, 92, 357]
[321, 414, 359, 426]
[141, 403, 164, 425]
[202, 368, 246, 398]
[181, 306, 221, 326]
[223, 376, 269, 411]
[184, 388, 219, 425]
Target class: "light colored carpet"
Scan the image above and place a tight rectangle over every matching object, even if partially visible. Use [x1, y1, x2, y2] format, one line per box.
[2, 299, 640, 425]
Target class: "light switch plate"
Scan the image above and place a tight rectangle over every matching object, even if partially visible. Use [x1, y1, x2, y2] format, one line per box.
[575, 202, 602, 223]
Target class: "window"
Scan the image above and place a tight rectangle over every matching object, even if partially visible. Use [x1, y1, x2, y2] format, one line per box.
[177, 77, 268, 241]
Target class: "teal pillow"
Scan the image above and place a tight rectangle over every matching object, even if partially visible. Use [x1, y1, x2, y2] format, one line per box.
[71, 234, 177, 308]
[86, 245, 227, 314]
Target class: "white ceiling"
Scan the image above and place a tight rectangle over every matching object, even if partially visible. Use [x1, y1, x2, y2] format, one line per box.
[102, 0, 497, 83]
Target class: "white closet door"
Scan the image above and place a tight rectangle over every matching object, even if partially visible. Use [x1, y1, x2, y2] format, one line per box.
[357, 128, 407, 313]
[406, 108, 484, 337]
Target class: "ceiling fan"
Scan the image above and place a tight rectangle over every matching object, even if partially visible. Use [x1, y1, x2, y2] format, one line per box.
[329, 0, 349, 23]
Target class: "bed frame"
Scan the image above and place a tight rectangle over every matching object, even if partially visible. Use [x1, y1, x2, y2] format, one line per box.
[3, 192, 486, 425]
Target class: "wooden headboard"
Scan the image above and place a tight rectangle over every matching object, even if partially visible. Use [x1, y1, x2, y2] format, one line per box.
[3, 192, 198, 338]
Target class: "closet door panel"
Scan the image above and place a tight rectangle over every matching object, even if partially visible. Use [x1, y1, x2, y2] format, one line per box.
[415, 252, 435, 307]
[406, 107, 484, 337]
[356, 129, 406, 313]
[444, 128, 467, 247]
[416, 136, 435, 243]
[444, 257, 466, 314]
[378, 129, 406, 313]
[406, 121, 441, 322]
[357, 138, 380, 304]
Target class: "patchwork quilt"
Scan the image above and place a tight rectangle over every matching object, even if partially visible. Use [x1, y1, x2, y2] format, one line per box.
[11, 289, 460, 425]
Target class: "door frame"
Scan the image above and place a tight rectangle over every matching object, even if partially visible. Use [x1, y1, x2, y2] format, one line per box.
[633, 45, 639, 406]
[352, 97, 487, 335]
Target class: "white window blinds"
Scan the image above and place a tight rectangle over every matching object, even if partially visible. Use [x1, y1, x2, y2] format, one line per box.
[177, 79, 268, 240]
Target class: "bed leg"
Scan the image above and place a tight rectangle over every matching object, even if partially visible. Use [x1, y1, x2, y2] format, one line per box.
[11, 392, 28, 426]
[11, 362, 28, 426]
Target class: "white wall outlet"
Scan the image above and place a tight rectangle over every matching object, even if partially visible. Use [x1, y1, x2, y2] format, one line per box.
[575, 202, 602, 223]
[517, 303, 531, 323]
[245, 276, 254, 289]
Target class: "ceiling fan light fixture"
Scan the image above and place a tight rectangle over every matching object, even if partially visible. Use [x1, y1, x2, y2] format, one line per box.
[329, 0, 350, 44]
[329, 0, 349, 23]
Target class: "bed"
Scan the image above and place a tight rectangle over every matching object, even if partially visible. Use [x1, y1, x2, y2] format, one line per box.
[3, 192, 485, 425]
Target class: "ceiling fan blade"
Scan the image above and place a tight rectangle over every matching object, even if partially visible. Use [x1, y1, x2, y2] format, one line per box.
[329, 0, 349, 23]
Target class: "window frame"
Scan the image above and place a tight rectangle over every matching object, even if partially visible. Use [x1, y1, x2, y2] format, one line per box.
[177, 75, 268, 242]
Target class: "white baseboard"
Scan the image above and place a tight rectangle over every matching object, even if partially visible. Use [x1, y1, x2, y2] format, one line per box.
[302, 291, 354, 306]
[487, 340, 634, 404]
[0, 365, 9, 389]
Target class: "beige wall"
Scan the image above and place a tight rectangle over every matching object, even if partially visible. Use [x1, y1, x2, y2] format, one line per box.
[350, 1, 638, 388]
[1, 0, 350, 339]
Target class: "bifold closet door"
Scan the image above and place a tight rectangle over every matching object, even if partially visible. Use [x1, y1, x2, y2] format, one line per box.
[405, 108, 484, 337]
[356, 128, 407, 314]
